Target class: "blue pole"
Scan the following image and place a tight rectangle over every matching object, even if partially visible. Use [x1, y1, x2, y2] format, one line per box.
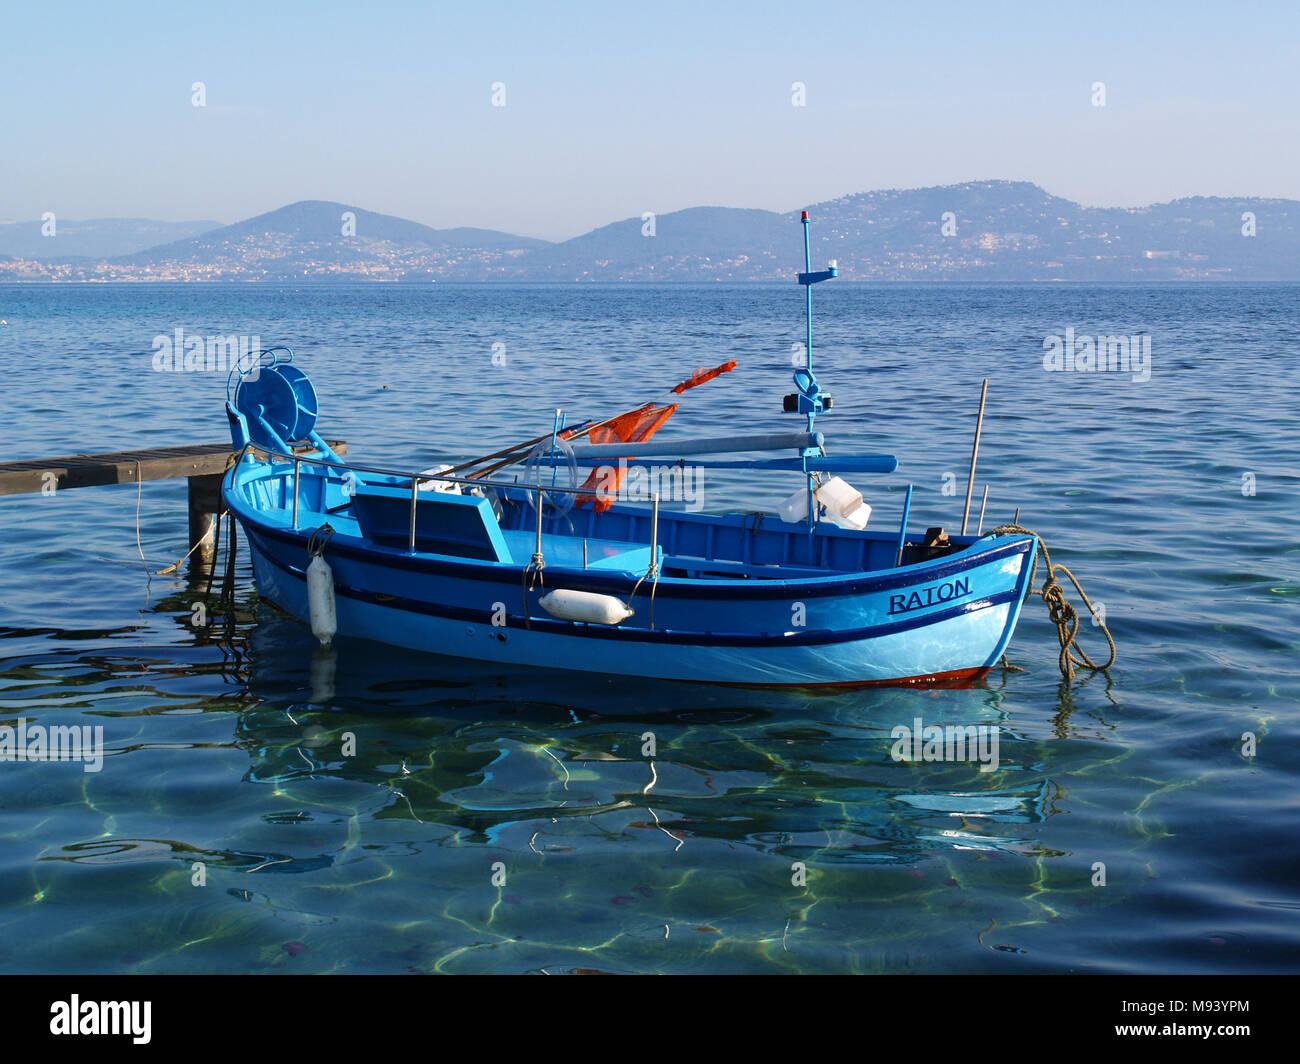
[894, 483, 913, 566]
[551, 408, 566, 486]
[802, 213, 816, 535]
[803, 214, 814, 435]
[548, 408, 563, 488]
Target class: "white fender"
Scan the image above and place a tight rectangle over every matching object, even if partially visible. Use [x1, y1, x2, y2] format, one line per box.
[538, 589, 634, 625]
[306, 553, 337, 646]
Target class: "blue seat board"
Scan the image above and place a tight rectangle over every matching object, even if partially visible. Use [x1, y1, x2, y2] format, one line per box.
[351, 484, 513, 563]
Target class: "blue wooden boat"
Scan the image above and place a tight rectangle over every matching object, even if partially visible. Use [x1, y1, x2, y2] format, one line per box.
[221, 214, 1037, 688]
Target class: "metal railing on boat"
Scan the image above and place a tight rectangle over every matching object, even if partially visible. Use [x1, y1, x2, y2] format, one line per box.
[256, 447, 658, 563]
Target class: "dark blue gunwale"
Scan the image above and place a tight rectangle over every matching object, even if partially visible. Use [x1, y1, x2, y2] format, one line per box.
[227, 472, 1034, 602]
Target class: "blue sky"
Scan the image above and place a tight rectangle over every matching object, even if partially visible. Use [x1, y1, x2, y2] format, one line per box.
[3, 0, 1297, 239]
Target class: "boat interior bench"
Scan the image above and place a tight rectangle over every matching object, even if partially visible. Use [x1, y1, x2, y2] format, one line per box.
[351, 482, 658, 573]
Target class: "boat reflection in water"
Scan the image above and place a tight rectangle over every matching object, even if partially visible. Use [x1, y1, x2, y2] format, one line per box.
[237, 608, 1063, 869]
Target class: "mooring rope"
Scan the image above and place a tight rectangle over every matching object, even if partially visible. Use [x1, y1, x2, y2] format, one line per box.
[625, 558, 661, 628]
[203, 507, 224, 599]
[307, 522, 334, 557]
[520, 550, 546, 631]
[216, 444, 253, 614]
[983, 524, 1117, 684]
[220, 509, 238, 613]
[133, 458, 147, 570]
[156, 442, 249, 577]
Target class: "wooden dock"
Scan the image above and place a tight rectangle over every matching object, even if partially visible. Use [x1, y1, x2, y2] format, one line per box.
[0, 440, 346, 556]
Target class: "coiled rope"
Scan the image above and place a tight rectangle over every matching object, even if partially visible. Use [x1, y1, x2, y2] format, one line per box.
[984, 524, 1116, 684]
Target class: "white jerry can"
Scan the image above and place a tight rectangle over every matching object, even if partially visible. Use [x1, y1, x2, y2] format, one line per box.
[814, 476, 870, 529]
[777, 487, 810, 523]
[814, 476, 863, 519]
[780, 478, 869, 528]
[831, 501, 871, 529]
[306, 552, 338, 646]
[417, 464, 462, 493]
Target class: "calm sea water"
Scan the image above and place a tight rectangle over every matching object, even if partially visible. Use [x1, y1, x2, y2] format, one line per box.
[0, 282, 1296, 974]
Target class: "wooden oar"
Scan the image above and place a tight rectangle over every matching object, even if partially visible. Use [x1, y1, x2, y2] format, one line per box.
[439, 425, 591, 477]
[457, 359, 739, 481]
[466, 404, 655, 480]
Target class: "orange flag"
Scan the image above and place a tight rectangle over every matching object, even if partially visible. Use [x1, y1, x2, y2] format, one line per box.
[575, 403, 678, 511]
[671, 359, 737, 394]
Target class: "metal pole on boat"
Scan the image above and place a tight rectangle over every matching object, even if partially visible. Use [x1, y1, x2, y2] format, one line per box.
[802, 211, 817, 536]
[649, 492, 661, 629]
[534, 487, 544, 560]
[960, 379, 989, 535]
[803, 216, 814, 435]
[793, 212, 837, 550]
[894, 482, 913, 566]
[549, 408, 563, 488]
[650, 492, 660, 569]
[292, 457, 301, 529]
[977, 484, 989, 535]
[408, 477, 418, 553]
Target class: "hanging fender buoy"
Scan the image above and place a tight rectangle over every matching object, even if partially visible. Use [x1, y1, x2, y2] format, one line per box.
[306, 554, 337, 646]
[538, 589, 634, 625]
[306, 525, 337, 646]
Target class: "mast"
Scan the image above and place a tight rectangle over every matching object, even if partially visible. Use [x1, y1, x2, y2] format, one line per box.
[804, 212, 815, 433]
[792, 210, 837, 528]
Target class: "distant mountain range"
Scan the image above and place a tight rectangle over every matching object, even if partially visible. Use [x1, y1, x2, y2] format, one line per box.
[2, 182, 1297, 281]
[0, 217, 220, 260]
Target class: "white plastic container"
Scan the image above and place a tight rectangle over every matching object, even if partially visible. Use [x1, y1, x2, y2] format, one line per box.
[814, 476, 863, 519]
[777, 487, 810, 523]
[831, 501, 871, 530]
[417, 464, 461, 493]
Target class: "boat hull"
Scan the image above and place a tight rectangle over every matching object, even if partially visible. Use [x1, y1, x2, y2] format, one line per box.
[234, 513, 1035, 688]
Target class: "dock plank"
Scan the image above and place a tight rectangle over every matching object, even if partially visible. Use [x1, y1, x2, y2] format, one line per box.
[0, 441, 347, 497]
